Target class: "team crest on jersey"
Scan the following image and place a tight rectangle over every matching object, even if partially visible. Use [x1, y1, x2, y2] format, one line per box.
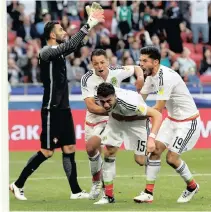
[136, 105, 146, 115]
[111, 77, 117, 86]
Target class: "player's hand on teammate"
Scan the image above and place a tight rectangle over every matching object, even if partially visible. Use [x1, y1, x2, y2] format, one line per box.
[147, 137, 156, 153]
[112, 113, 124, 121]
[86, 2, 105, 29]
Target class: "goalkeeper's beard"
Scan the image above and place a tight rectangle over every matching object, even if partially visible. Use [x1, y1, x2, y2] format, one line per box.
[56, 39, 65, 44]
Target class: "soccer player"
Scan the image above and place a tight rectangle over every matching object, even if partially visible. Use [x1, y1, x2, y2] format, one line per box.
[81, 49, 144, 199]
[9, 3, 104, 201]
[93, 82, 162, 204]
[134, 46, 200, 203]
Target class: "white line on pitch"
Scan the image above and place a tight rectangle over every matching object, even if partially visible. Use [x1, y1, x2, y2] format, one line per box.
[10, 173, 211, 181]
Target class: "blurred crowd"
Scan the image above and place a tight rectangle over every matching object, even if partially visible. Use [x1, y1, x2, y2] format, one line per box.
[7, 0, 211, 89]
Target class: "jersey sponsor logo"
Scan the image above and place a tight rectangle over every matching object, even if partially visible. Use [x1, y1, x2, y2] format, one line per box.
[111, 77, 118, 86]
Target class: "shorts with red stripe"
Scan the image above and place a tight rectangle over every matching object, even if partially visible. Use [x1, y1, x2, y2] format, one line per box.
[156, 116, 201, 154]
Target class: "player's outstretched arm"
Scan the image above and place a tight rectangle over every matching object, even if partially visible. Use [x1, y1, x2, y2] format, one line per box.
[40, 26, 90, 61]
[84, 97, 108, 116]
[134, 66, 144, 93]
[40, 2, 104, 61]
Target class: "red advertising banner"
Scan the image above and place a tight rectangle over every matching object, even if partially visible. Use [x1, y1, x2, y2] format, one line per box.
[9, 109, 211, 151]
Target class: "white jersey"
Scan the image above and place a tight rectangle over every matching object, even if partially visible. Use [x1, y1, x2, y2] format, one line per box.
[141, 65, 198, 120]
[81, 66, 135, 123]
[110, 87, 147, 117]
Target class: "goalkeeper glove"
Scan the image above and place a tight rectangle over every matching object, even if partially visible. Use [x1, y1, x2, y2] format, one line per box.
[86, 2, 104, 30]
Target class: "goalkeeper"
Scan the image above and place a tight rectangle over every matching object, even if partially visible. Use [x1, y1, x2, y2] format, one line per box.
[9, 2, 104, 201]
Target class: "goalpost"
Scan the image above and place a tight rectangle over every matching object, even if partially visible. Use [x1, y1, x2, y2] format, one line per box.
[0, 0, 9, 211]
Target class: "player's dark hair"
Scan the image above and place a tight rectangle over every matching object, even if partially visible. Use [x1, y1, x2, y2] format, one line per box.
[140, 46, 161, 62]
[91, 49, 107, 61]
[44, 21, 60, 41]
[97, 82, 115, 97]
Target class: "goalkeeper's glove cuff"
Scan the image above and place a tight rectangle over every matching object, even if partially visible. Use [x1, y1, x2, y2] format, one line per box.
[87, 17, 97, 30]
[81, 25, 90, 34]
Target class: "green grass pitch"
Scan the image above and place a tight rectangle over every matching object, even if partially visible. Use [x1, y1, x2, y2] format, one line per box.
[9, 150, 211, 211]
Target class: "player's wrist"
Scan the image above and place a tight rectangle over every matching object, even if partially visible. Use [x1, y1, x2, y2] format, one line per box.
[149, 132, 156, 140]
[87, 17, 98, 30]
[81, 25, 89, 34]
[85, 23, 91, 30]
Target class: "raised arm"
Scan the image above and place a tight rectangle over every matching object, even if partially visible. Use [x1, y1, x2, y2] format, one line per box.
[134, 66, 144, 92]
[40, 2, 104, 61]
[40, 26, 89, 61]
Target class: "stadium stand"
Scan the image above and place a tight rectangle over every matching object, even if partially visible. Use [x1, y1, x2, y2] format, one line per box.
[7, 1, 211, 95]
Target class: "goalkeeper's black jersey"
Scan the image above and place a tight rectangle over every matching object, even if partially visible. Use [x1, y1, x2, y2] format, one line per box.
[39, 25, 88, 110]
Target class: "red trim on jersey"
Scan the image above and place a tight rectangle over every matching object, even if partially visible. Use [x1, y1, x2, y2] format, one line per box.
[85, 120, 107, 127]
[167, 114, 199, 122]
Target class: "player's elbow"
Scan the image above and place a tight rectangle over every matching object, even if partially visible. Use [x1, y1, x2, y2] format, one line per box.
[87, 106, 95, 113]
[147, 108, 162, 121]
[154, 107, 163, 113]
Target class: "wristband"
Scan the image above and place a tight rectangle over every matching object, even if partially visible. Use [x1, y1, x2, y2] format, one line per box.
[149, 133, 156, 139]
[84, 23, 90, 30]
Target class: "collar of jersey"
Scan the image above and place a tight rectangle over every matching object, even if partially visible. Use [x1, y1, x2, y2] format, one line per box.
[112, 99, 118, 111]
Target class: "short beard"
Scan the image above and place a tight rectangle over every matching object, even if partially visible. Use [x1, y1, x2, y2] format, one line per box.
[143, 68, 153, 78]
[56, 39, 64, 44]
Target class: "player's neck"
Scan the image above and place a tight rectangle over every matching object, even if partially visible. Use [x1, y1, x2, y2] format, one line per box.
[151, 65, 160, 77]
[47, 39, 58, 46]
[102, 73, 108, 81]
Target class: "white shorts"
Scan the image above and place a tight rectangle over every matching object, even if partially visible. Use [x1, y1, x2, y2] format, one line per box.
[101, 117, 148, 156]
[85, 121, 107, 142]
[156, 117, 200, 154]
